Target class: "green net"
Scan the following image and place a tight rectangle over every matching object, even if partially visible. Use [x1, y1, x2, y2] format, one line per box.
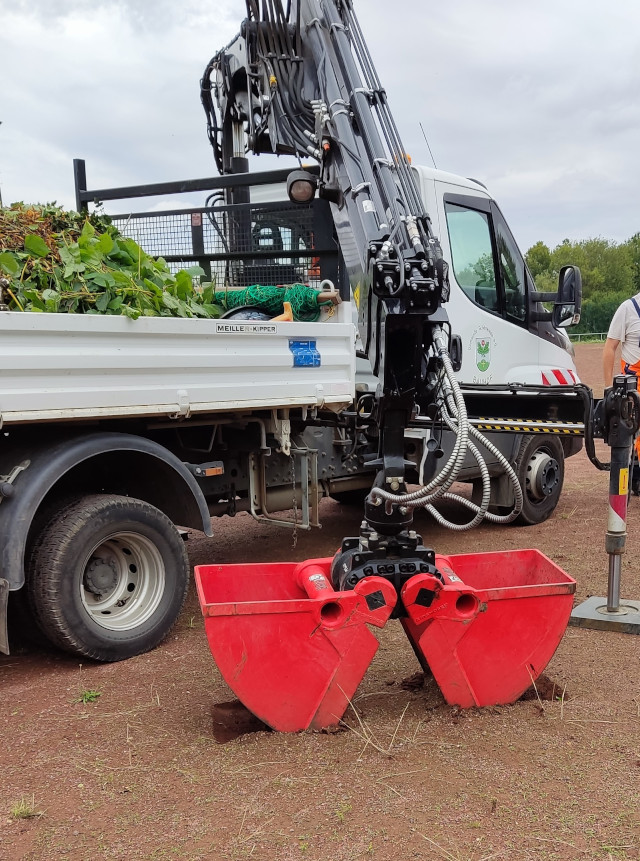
[213, 283, 331, 322]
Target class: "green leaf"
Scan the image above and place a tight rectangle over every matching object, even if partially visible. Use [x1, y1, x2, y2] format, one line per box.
[120, 304, 141, 320]
[59, 244, 85, 277]
[95, 292, 111, 312]
[42, 289, 61, 312]
[120, 238, 146, 267]
[0, 251, 20, 276]
[79, 245, 104, 267]
[24, 234, 50, 258]
[185, 265, 206, 278]
[111, 270, 134, 286]
[59, 246, 78, 266]
[96, 232, 114, 255]
[64, 262, 86, 279]
[202, 303, 222, 318]
[161, 292, 181, 311]
[188, 301, 209, 318]
[86, 271, 116, 288]
[137, 294, 156, 312]
[143, 278, 162, 297]
[78, 220, 96, 247]
[174, 270, 193, 302]
[24, 291, 46, 311]
[107, 241, 134, 266]
[154, 266, 174, 284]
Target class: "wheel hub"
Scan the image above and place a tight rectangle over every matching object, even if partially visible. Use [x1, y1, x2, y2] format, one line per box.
[80, 532, 167, 631]
[525, 451, 559, 500]
[84, 557, 118, 597]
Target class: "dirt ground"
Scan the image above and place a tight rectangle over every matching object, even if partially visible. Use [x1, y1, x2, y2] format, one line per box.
[2, 343, 640, 861]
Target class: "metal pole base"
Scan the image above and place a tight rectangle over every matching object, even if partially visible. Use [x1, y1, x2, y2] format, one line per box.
[570, 596, 640, 634]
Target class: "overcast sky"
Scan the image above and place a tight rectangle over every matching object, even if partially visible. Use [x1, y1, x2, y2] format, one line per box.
[1, 0, 639, 253]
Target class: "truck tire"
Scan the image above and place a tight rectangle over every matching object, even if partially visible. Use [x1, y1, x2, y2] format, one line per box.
[513, 435, 565, 526]
[26, 494, 189, 662]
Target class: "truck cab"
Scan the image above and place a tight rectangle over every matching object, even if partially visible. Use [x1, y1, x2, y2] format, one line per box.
[412, 165, 578, 388]
[350, 164, 585, 526]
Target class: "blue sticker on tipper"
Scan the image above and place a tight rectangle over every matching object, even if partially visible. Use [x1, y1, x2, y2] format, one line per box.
[289, 339, 321, 367]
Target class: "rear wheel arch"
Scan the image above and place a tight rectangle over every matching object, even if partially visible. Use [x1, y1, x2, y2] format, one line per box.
[0, 431, 212, 592]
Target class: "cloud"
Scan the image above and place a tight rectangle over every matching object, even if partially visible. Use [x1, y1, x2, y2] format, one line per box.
[356, 0, 640, 249]
[1, 0, 639, 252]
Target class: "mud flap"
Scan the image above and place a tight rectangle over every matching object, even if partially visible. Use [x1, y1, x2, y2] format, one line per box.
[195, 558, 396, 732]
[401, 550, 576, 708]
[0, 578, 9, 655]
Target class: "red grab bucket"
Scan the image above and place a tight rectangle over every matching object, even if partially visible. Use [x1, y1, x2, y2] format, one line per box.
[195, 558, 396, 732]
[401, 549, 576, 708]
[196, 548, 576, 730]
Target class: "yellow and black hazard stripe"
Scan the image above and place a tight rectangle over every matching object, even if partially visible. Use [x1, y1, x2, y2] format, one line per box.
[472, 418, 584, 435]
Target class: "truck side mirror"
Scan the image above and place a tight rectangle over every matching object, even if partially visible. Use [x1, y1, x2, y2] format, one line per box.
[552, 265, 582, 328]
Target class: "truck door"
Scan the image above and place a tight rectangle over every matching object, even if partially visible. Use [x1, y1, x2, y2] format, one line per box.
[437, 190, 575, 386]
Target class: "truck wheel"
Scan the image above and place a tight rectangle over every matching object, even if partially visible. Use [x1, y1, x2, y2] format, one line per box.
[513, 435, 565, 526]
[27, 494, 189, 662]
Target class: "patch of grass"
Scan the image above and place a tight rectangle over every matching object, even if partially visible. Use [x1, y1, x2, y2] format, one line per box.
[335, 801, 352, 823]
[10, 794, 43, 820]
[76, 689, 102, 704]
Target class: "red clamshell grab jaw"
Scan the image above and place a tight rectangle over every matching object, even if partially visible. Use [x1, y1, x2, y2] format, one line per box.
[401, 550, 576, 709]
[196, 548, 576, 730]
[195, 558, 397, 733]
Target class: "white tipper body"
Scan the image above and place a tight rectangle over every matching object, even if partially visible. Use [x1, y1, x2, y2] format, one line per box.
[0, 166, 577, 428]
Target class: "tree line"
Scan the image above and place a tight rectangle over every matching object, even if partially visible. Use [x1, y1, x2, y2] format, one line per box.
[525, 235, 640, 334]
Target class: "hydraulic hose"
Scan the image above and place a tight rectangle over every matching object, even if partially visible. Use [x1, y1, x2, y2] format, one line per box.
[370, 326, 524, 530]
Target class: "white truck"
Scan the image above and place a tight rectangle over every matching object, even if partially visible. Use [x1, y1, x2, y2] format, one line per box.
[0, 160, 586, 663]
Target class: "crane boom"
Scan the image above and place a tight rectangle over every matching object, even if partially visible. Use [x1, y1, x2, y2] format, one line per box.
[202, 0, 452, 549]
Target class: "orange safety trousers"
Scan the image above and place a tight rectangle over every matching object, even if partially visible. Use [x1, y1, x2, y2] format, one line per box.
[621, 358, 640, 462]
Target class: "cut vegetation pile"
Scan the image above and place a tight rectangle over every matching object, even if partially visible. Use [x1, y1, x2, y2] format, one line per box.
[0, 203, 219, 319]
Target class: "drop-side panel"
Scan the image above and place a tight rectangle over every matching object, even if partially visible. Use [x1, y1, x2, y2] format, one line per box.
[0, 308, 356, 424]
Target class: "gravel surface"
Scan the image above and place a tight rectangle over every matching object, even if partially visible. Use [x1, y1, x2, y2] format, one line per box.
[2, 343, 640, 861]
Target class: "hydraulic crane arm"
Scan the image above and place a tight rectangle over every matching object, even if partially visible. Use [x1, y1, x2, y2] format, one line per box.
[202, 0, 452, 548]
[203, 0, 444, 292]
